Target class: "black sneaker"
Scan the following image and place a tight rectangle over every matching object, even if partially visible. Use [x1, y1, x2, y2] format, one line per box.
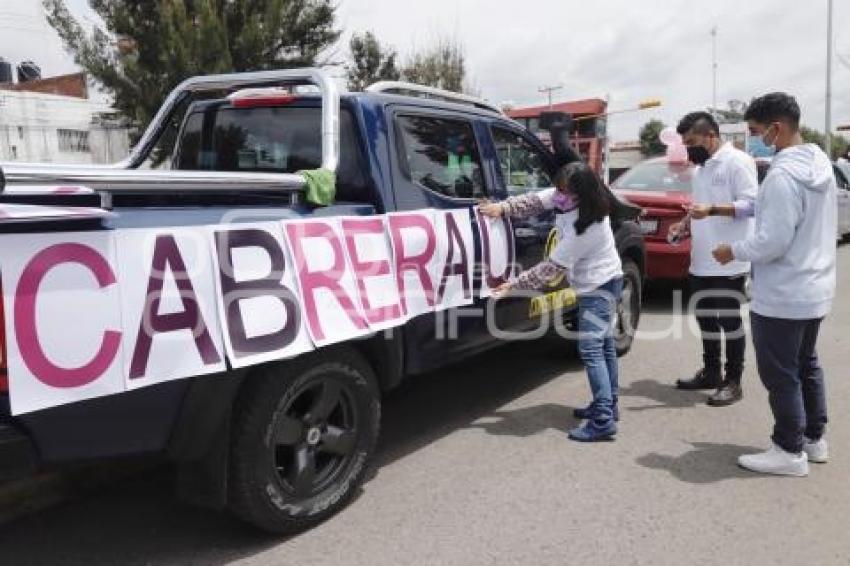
[707, 382, 743, 406]
[676, 368, 722, 390]
[573, 399, 620, 422]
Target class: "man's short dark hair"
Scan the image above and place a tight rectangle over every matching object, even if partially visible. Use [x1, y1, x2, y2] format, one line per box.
[744, 92, 801, 129]
[676, 111, 720, 137]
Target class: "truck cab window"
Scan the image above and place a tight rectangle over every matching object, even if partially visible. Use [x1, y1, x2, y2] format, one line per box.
[174, 104, 369, 202]
[491, 126, 553, 195]
[395, 115, 485, 199]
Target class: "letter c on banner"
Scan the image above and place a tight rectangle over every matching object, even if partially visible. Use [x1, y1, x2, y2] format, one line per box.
[14, 243, 122, 388]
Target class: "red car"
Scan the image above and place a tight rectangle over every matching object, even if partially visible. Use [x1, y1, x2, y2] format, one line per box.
[612, 157, 694, 280]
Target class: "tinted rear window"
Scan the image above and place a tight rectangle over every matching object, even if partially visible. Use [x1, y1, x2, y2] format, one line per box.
[614, 161, 694, 192]
[175, 105, 369, 200]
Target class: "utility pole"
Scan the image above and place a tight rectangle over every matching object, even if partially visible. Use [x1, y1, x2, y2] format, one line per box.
[603, 93, 611, 186]
[711, 26, 718, 117]
[538, 84, 563, 108]
[826, 0, 834, 157]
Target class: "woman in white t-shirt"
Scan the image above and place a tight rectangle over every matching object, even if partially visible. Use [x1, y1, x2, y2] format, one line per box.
[481, 162, 624, 442]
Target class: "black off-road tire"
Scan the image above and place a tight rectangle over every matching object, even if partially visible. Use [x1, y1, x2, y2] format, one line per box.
[228, 346, 380, 534]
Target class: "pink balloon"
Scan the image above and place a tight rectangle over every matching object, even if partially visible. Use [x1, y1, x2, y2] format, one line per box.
[658, 127, 681, 146]
[667, 143, 689, 163]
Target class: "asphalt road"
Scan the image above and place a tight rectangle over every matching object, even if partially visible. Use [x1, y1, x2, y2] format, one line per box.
[1, 245, 849, 566]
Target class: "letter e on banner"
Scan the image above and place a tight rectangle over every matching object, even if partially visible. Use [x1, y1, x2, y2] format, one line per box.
[0, 232, 125, 414]
[475, 207, 516, 298]
[117, 228, 225, 390]
[283, 218, 371, 347]
[211, 223, 313, 367]
[340, 217, 404, 331]
[433, 209, 474, 311]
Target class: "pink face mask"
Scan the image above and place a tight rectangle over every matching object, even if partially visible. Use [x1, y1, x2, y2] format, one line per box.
[552, 190, 578, 212]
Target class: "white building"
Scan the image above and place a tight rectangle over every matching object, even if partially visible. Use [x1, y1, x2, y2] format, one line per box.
[0, 84, 129, 165]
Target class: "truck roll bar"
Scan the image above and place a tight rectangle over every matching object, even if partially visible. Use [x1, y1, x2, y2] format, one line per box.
[0, 68, 340, 198]
[366, 80, 503, 115]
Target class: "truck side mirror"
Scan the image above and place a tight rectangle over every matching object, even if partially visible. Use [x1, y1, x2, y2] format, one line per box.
[538, 111, 571, 131]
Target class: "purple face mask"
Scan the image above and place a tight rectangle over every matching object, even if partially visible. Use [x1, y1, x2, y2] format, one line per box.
[552, 190, 578, 212]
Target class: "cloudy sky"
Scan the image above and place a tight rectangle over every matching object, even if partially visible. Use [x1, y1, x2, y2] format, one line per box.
[1, 0, 847, 141]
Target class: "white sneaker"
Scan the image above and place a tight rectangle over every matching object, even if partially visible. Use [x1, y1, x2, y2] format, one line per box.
[738, 444, 809, 477]
[803, 437, 828, 463]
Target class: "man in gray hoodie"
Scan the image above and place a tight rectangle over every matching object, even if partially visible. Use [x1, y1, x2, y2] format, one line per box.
[713, 92, 837, 477]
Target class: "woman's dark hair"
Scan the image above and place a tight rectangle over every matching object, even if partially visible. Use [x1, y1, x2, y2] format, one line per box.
[554, 162, 610, 235]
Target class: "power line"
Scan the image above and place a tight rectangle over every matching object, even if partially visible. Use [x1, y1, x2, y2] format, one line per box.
[538, 84, 563, 108]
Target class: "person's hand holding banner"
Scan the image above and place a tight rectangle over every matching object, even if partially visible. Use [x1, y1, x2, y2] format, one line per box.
[477, 199, 505, 219]
[491, 280, 513, 298]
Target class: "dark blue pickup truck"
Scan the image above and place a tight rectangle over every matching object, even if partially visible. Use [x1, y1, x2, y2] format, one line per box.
[0, 69, 644, 532]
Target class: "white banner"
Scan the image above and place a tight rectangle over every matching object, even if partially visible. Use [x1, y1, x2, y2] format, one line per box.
[0, 207, 516, 414]
[283, 218, 373, 347]
[117, 227, 226, 390]
[386, 210, 443, 320]
[210, 222, 314, 368]
[432, 209, 475, 311]
[340, 216, 405, 331]
[1, 231, 125, 414]
[475, 207, 516, 298]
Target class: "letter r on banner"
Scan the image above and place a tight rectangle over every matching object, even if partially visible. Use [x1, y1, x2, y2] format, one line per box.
[283, 219, 370, 347]
[386, 211, 440, 318]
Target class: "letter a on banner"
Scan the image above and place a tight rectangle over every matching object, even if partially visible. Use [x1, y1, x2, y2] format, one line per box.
[0, 231, 125, 414]
[117, 228, 225, 390]
[283, 218, 371, 347]
[433, 209, 475, 311]
[211, 222, 313, 367]
[475, 207, 516, 298]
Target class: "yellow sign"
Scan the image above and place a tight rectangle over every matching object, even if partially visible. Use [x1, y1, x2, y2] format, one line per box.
[543, 228, 565, 288]
[528, 227, 576, 317]
[529, 288, 578, 317]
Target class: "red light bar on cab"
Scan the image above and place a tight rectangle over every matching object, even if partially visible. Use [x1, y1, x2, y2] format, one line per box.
[228, 87, 297, 108]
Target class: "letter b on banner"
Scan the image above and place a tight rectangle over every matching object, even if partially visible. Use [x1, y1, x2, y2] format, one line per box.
[212, 223, 313, 367]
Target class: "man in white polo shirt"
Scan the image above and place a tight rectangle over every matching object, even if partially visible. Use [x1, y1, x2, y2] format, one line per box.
[668, 112, 757, 406]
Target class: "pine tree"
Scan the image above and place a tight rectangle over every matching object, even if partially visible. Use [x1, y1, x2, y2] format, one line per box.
[43, 0, 339, 133]
[639, 119, 666, 157]
[401, 37, 470, 94]
[347, 31, 400, 92]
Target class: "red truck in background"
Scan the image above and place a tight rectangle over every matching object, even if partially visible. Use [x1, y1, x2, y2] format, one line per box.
[507, 99, 607, 174]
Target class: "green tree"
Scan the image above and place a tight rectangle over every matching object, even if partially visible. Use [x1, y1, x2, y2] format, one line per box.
[401, 37, 469, 93]
[713, 99, 748, 124]
[639, 119, 666, 157]
[347, 31, 400, 91]
[800, 126, 850, 160]
[43, 0, 340, 133]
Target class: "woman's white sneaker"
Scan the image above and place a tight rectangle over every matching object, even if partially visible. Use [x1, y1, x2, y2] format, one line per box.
[803, 437, 828, 463]
[738, 444, 809, 477]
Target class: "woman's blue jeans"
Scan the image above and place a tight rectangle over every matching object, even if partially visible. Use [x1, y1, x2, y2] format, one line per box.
[576, 277, 623, 422]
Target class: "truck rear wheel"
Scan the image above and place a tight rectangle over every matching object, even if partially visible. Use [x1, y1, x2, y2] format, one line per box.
[228, 346, 380, 533]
